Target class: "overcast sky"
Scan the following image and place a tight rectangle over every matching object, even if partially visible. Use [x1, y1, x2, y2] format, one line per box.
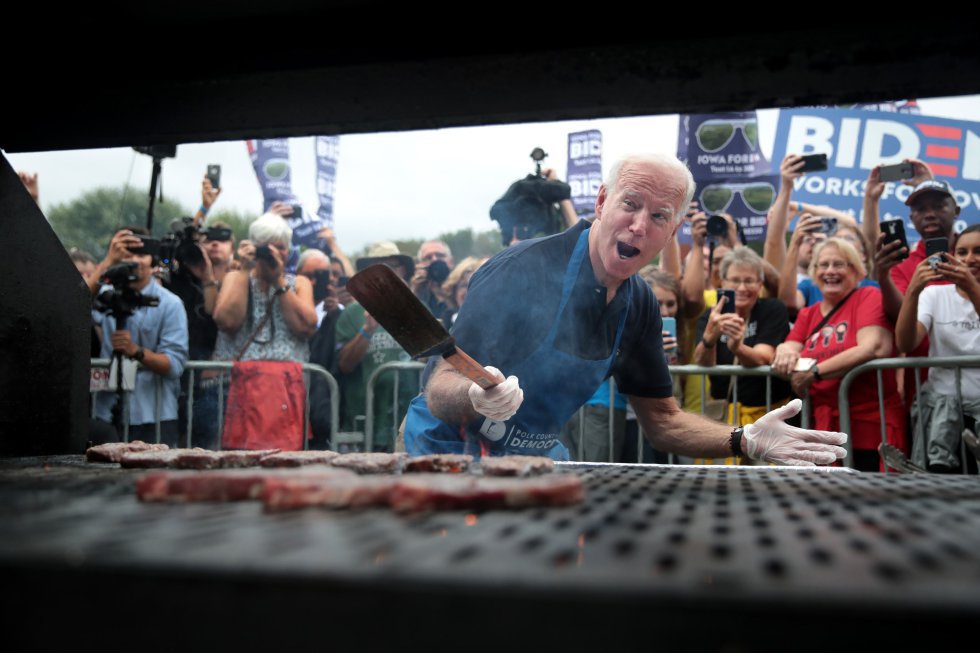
[6, 95, 979, 254]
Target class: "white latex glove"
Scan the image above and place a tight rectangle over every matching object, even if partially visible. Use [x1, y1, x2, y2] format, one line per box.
[743, 399, 848, 466]
[468, 366, 523, 421]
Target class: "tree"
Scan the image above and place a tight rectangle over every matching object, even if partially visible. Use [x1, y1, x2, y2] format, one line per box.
[47, 186, 190, 258]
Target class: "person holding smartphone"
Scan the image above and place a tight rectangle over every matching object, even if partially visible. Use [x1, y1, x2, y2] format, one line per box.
[773, 238, 906, 471]
[694, 247, 793, 431]
[895, 225, 980, 472]
[87, 227, 189, 445]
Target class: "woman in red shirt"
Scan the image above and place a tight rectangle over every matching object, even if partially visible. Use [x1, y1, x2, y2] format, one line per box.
[773, 238, 907, 471]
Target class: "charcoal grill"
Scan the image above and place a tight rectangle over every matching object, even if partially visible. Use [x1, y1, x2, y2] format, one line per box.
[2, 457, 979, 650]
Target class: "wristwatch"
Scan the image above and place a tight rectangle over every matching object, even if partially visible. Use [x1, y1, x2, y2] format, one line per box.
[702, 337, 716, 349]
[812, 365, 822, 380]
[130, 347, 145, 362]
[273, 284, 289, 296]
[729, 426, 744, 457]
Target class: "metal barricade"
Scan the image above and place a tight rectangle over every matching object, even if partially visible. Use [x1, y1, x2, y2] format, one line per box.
[90, 359, 340, 449]
[838, 355, 980, 473]
[364, 361, 426, 451]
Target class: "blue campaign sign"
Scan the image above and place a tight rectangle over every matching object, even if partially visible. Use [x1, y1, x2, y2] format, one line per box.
[683, 113, 773, 179]
[772, 108, 980, 241]
[567, 130, 602, 216]
[676, 175, 779, 245]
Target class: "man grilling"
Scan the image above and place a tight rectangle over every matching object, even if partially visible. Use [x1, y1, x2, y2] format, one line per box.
[404, 154, 848, 466]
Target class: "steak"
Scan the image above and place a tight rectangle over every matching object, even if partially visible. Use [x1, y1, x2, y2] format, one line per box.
[329, 452, 408, 474]
[262, 475, 398, 512]
[86, 441, 169, 463]
[137, 466, 352, 502]
[389, 473, 584, 512]
[119, 450, 183, 468]
[478, 455, 554, 477]
[403, 454, 473, 474]
[260, 450, 341, 468]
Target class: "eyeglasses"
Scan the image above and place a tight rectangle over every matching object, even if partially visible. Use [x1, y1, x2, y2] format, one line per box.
[724, 278, 760, 288]
[699, 182, 775, 215]
[816, 260, 850, 271]
[695, 118, 759, 152]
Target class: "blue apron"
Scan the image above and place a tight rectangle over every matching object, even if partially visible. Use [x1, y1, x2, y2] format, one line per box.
[404, 228, 630, 460]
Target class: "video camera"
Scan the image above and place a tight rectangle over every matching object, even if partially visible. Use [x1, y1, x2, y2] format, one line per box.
[489, 147, 572, 246]
[160, 217, 233, 271]
[93, 263, 160, 324]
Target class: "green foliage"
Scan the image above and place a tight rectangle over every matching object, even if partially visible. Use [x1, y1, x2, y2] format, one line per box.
[47, 186, 189, 258]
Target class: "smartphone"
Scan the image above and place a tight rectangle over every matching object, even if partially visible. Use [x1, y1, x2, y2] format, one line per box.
[661, 317, 676, 340]
[204, 226, 232, 242]
[925, 237, 949, 269]
[206, 164, 221, 190]
[130, 236, 161, 257]
[878, 162, 913, 183]
[799, 153, 828, 173]
[718, 288, 736, 314]
[291, 204, 303, 220]
[311, 269, 331, 304]
[818, 216, 838, 236]
[880, 219, 909, 261]
[794, 357, 818, 373]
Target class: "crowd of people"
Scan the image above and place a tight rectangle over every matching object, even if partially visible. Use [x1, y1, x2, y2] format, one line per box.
[28, 150, 979, 472]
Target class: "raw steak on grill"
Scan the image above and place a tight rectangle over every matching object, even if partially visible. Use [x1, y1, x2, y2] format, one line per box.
[259, 450, 341, 468]
[478, 455, 554, 477]
[262, 475, 399, 512]
[86, 441, 169, 463]
[388, 473, 584, 512]
[137, 466, 353, 502]
[403, 454, 473, 474]
[329, 452, 408, 474]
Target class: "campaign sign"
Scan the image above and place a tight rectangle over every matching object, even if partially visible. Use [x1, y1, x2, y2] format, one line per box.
[567, 130, 602, 216]
[315, 135, 340, 229]
[772, 108, 980, 241]
[246, 138, 299, 209]
[684, 113, 773, 179]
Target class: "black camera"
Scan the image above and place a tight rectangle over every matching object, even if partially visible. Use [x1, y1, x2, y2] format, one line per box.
[93, 262, 160, 322]
[706, 214, 729, 239]
[426, 259, 451, 284]
[254, 244, 278, 267]
[160, 217, 232, 271]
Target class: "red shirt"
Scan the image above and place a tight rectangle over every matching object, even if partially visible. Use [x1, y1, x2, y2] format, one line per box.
[787, 286, 905, 450]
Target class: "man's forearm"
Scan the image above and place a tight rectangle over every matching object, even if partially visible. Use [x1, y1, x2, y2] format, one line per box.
[634, 398, 732, 458]
[426, 360, 479, 425]
[877, 274, 904, 322]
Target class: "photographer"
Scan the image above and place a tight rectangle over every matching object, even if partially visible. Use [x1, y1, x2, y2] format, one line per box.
[88, 227, 189, 445]
[163, 218, 235, 448]
[410, 240, 454, 324]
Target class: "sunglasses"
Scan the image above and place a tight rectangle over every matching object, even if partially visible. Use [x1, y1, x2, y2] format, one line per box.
[699, 182, 775, 215]
[695, 118, 759, 152]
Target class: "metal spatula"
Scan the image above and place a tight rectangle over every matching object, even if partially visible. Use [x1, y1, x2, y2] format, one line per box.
[347, 264, 504, 389]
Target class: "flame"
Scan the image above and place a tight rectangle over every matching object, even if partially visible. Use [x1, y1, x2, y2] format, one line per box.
[465, 514, 478, 526]
[577, 533, 586, 567]
[438, 528, 448, 537]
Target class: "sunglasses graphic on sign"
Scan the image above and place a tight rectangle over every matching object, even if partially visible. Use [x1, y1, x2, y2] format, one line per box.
[695, 118, 759, 152]
[699, 182, 775, 215]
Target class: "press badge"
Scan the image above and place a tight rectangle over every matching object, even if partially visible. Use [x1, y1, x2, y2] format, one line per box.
[107, 358, 138, 391]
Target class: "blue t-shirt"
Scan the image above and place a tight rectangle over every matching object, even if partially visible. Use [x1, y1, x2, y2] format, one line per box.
[423, 220, 673, 400]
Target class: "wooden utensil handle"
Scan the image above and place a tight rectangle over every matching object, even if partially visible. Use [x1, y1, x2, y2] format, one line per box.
[443, 349, 505, 389]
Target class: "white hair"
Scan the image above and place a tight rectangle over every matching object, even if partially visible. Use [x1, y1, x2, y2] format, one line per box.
[248, 212, 293, 247]
[604, 153, 696, 223]
[719, 246, 765, 282]
[297, 248, 330, 273]
[417, 239, 452, 260]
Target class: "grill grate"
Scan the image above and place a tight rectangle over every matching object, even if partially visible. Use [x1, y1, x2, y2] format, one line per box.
[2, 456, 980, 648]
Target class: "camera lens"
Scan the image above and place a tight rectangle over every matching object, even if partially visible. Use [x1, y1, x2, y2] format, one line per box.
[706, 215, 728, 238]
[426, 259, 451, 284]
